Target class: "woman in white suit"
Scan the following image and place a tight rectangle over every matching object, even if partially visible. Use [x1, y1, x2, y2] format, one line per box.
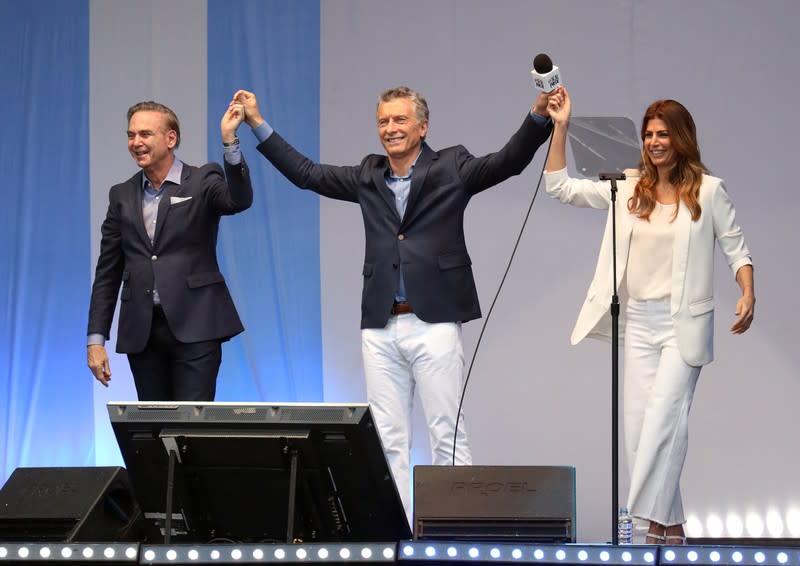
[544, 88, 755, 544]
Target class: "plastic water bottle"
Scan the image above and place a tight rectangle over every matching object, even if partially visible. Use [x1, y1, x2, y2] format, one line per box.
[618, 507, 633, 544]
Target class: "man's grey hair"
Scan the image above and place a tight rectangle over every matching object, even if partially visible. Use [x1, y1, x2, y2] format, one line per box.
[377, 86, 429, 124]
[126, 101, 181, 148]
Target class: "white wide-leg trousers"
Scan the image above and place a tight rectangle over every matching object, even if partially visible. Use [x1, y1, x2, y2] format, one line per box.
[624, 297, 701, 527]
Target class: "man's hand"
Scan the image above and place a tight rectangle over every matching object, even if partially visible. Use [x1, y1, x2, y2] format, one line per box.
[87, 344, 111, 387]
[532, 89, 552, 118]
[221, 101, 245, 144]
[233, 90, 265, 129]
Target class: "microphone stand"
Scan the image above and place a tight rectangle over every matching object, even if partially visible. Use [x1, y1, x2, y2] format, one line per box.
[598, 171, 626, 545]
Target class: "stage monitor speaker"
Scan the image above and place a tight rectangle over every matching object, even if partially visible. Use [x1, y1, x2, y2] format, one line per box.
[0, 466, 142, 542]
[413, 465, 576, 542]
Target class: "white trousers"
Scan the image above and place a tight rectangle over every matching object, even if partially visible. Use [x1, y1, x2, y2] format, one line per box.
[361, 313, 472, 520]
[623, 297, 701, 527]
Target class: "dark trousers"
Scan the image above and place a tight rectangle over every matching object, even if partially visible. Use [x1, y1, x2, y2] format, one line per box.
[127, 306, 222, 401]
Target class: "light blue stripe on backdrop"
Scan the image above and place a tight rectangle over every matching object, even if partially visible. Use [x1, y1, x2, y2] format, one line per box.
[208, 0, 323, 401]
[0, 0, 92, 483]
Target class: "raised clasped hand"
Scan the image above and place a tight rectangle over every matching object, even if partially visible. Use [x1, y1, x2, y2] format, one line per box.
[546, 85, 570, 125]
[232, 89, 264, 128]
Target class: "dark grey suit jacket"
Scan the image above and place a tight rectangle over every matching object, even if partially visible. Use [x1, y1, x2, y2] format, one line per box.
[257, 115, 551, 329]
[88, 159, 253, 353]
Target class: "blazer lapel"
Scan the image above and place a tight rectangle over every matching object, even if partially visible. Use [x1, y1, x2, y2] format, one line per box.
[617, 211, 635, 288]
[372, 163, 402, 221]
[152, 187, 173, 247]
[128, 172, 153, 249]
[151, 166, 187, 247]
[670, 201, 692, 315]
[402, 144, 436, 226]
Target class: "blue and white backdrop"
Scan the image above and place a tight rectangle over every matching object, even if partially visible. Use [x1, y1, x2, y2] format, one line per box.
[1, 0, 798, 543]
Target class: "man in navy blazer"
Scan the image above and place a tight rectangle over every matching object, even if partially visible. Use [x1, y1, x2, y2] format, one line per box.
[86, 101, 253, 401]
[234, 86, 551, 517]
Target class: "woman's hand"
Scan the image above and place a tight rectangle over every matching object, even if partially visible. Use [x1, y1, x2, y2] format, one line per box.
[544, 86, 570, 172]
[547, 86, 571, 126]
[731, 264, 755, 334]
[731, 293, 755, 334]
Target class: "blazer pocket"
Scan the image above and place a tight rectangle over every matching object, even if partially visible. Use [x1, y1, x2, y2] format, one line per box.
[120, 271, 131, 301]
[362, 262, 373, 277]
[186, 271, 225, 289]
[169, 199, 193, 210]
[688, 297, 714, 316]
[438, 252, 471, 270]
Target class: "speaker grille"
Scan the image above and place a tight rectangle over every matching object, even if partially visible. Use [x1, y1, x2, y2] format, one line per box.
[201, 405, 272, 422]
[281, 406, 355, 423]
[0, 518, 78, 542]
[416, 518, 573, 542]
[124, 409, 187, 421]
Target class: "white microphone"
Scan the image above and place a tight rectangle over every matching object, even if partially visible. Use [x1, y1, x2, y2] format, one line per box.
[531, 53, 563, 92]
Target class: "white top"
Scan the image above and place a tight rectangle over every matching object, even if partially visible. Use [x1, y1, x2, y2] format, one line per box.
[627, 201, 677, 300]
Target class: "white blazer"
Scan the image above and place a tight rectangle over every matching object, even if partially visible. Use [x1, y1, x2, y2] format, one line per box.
[545, 167, 752, 367]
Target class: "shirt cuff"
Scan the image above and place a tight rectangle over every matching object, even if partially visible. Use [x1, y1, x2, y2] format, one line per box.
[253, 121, 274, 144]
[223, 144, 242, 165]
[87, 333, 106, 347]
[529, 111, 550, 126]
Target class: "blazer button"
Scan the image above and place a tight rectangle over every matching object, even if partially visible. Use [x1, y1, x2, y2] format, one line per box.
[151, 255, 158, 261]
[398, 234, 405, 241]
[145, 289, 152, 295]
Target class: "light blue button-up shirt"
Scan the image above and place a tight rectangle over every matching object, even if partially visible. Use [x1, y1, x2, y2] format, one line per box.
[385, 160, 418, 301]
[143, 159, 184, 304]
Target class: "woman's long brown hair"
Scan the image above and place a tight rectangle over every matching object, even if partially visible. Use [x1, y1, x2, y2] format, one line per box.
[629, 99, 709, 221]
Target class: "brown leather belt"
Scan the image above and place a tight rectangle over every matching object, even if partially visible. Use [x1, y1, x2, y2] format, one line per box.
[391, 301, 413, 315]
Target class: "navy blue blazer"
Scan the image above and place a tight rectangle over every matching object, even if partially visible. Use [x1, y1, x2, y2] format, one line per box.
[88, 159, 253, 353]
[257, 114, 551, 329]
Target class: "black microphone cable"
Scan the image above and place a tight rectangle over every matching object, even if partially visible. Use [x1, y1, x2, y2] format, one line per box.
[451, 131, 554, 465]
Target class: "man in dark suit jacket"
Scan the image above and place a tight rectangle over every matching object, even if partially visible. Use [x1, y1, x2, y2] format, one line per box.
[86, 100, 253, 401]
[233, 86, 551, 516]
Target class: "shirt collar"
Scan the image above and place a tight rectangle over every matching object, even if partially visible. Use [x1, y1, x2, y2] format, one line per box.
[142, 159, 184, 191]
[387, 150, 422, 181]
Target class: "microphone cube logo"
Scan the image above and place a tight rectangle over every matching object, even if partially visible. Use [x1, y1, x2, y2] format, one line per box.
[531, 65, 561, 92]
